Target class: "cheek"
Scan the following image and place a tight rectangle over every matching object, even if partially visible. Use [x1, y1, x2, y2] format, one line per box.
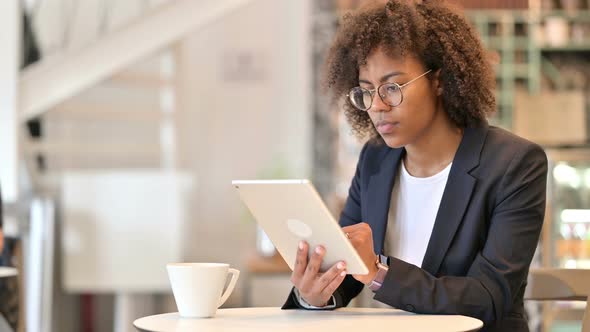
[400, 90, 438, 123]
[401, 106, 434, 133]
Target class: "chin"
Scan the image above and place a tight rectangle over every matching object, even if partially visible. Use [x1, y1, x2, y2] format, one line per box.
[381, 134, 408, 149]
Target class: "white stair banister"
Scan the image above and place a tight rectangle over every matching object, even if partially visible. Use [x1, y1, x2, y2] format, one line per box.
[19, 0, 253, 122]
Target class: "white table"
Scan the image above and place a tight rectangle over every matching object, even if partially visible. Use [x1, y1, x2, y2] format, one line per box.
[134, 307, 483, 332]
[0, 267, 17, 278]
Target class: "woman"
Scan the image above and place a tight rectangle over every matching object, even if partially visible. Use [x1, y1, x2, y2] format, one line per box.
[283, 1, 547, 331]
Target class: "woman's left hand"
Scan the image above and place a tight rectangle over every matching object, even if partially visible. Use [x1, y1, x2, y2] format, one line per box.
[342, 222, 378, 285]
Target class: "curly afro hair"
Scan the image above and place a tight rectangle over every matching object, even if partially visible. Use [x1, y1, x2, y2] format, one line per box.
[325, 0, 496, 140]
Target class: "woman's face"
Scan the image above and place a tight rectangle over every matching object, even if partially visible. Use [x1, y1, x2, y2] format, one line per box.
[358, 47, 440, 148]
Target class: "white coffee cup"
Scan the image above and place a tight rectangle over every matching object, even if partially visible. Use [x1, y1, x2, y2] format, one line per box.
[167, 263, 240, 318]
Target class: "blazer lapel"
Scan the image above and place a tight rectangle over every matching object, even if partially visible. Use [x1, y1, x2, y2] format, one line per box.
[421, 125, 489, 275]
[366, 147, 404, 255]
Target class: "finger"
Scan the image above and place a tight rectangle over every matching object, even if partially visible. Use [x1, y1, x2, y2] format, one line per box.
[321, 267, 347, 299]
[344, 222, 371, 231]
[343, 224, 372, 242]
[358, 222, 373, 237]
[316, 261, 346, 293]
[342, 223, 368, 238]
[348, 232, 364, 245]
[342, 224, 361, 234]
[341, 228, 357, 242]
[300, 245, 325, 289]
[291, 241, 308, 285]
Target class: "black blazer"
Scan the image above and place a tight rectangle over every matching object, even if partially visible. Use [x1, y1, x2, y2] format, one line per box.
[283, 125, 548, 332]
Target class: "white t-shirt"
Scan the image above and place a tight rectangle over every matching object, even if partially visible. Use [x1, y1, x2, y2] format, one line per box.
[384, 160, 452, 266]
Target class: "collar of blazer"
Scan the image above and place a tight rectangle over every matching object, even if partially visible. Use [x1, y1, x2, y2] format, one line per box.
[367, 123, 489, 276]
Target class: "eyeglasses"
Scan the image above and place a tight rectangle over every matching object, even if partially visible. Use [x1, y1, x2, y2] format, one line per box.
[347, 69, 432, 111]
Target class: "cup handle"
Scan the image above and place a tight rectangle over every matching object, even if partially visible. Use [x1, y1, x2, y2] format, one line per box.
[218, 268, 240, 308]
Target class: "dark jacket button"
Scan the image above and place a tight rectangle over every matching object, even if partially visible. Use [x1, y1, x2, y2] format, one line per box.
[405, 304, 415, 312]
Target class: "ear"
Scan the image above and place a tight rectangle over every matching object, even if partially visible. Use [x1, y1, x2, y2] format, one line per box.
[431, 69, 443, 96]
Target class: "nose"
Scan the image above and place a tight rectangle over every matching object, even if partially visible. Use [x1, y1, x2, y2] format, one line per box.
[369, 92, 391, 113]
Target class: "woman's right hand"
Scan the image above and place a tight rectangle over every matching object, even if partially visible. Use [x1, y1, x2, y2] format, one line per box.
[290, 240, 347, 307]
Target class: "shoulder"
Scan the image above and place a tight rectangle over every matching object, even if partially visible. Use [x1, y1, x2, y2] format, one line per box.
[486, 126, 544, 153]
[474, 126, 547, 187]
[481, 126, 547, 166]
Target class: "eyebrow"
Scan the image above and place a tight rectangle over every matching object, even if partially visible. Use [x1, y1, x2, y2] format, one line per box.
[359, 71, 405, 85]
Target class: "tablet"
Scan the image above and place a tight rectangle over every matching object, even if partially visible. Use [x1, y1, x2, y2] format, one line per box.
[232, 179, 368, 275]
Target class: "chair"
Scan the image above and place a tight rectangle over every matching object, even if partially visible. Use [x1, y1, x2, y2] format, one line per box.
[525, 268, 590, 332]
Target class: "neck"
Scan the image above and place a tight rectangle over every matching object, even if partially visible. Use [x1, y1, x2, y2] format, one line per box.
[403, 110, 463, 178]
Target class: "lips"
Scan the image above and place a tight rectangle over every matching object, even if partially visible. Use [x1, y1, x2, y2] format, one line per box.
[375, 120, 398, 134]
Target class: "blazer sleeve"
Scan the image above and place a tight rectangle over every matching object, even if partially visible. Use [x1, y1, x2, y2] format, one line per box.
[282, 143, 370, 310]
[372, 144, 548, 324]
